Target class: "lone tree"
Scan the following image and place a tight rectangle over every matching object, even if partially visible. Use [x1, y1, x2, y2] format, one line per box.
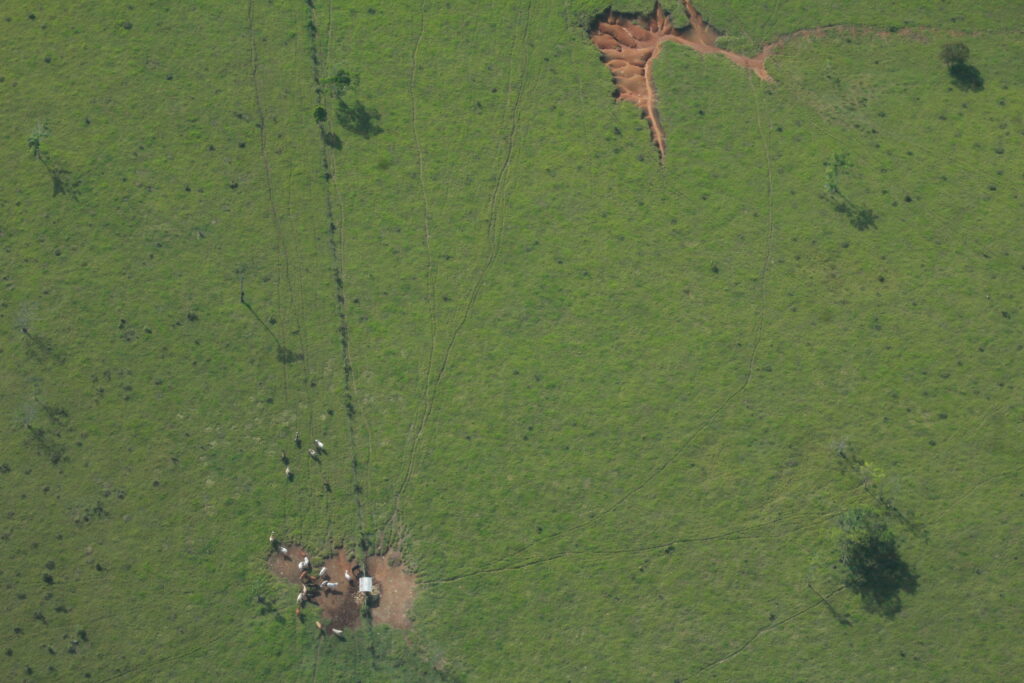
[836, 507, 918, 616]
[939, 42, 970, 66]
[939, 43, 984, 92]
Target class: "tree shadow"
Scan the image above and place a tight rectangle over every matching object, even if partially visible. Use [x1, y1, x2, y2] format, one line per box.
[276, 346, 304, 364]
[336, 99, 383, 139]
[833, 201, 879, 231]
[841, 518, 918, 617]
[949, 62, 984, 92]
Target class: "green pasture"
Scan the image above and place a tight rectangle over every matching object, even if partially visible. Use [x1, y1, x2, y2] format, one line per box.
[1, 0, 1022, 680]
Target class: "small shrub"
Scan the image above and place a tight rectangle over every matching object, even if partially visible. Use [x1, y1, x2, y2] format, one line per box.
[329, 69, 357, 96]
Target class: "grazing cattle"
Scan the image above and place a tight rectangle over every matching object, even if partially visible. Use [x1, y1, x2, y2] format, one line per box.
[318, 567, 327, 577]
[314, 439, 325, 452]
[325, 582, 338, 589]
[296, 593, 305, 604]
[331, 628, 343, 636]
[278, 546, 289, 555]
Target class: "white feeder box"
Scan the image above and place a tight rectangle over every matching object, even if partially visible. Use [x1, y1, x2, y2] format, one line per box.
[358, 576, 374, 593]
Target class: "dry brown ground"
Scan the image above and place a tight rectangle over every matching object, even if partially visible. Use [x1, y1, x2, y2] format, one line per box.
[268, 545, 417, 633]
[268, 545, 362, 632]
[366, 550, 416, 630]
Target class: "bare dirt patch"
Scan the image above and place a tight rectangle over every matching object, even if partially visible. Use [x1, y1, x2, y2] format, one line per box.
[366, 550, 417, 630]
[267, 545, 416, 633]
[591, 1, 770, 160]
[268, 545, 362, 632]
[592, 1, 950, 160]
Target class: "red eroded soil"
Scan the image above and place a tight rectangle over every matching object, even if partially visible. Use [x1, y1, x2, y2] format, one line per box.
[592, 1, 944, 160]
[268, 545, 417, 632]
[591, 1, 770, 160]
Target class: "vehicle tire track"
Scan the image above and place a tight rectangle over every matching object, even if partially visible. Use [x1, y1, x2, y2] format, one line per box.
[686, 586, 845, 679]
[384, 1, 534, 532]
[393, 6, 440, 532]
[422, 509, 840, 586]
[247, 0, 316, 408]
[304, 0, 370, 541]
[249, 0, 324, 531]
[488, 74, 779, 568]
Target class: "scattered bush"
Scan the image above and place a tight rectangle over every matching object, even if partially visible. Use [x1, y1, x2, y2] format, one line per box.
[329, 69, 357, 97]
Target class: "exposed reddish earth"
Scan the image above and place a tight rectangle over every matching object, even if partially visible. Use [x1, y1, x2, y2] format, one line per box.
[267, 545, 416, 633]
[591, 1, 770, 160]
[591, 1, 938, 160]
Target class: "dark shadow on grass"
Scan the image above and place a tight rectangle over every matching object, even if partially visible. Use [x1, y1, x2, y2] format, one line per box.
[336, 100, 383, 139]
[949, 62, 984, 92]
[277, 346, 304, 364]
[839, 508, 919, 618]
[832, 200, 879, 231]
[809, 582, 853, 626]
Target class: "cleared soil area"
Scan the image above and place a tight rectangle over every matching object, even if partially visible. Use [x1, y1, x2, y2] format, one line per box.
[366, 550, 417, 630]
[591, 1, 947, 160]
[268, 545, 362, 632]
[268, 545, 417, 632]
[591, 1, 770, 159]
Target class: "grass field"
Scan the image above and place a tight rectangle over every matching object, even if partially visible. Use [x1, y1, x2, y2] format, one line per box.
[2, 1, 1023, 680]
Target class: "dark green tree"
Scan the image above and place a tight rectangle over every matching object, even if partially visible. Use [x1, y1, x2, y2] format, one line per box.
[939, 43, 983, 91]
[939, 42, 970, 65]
